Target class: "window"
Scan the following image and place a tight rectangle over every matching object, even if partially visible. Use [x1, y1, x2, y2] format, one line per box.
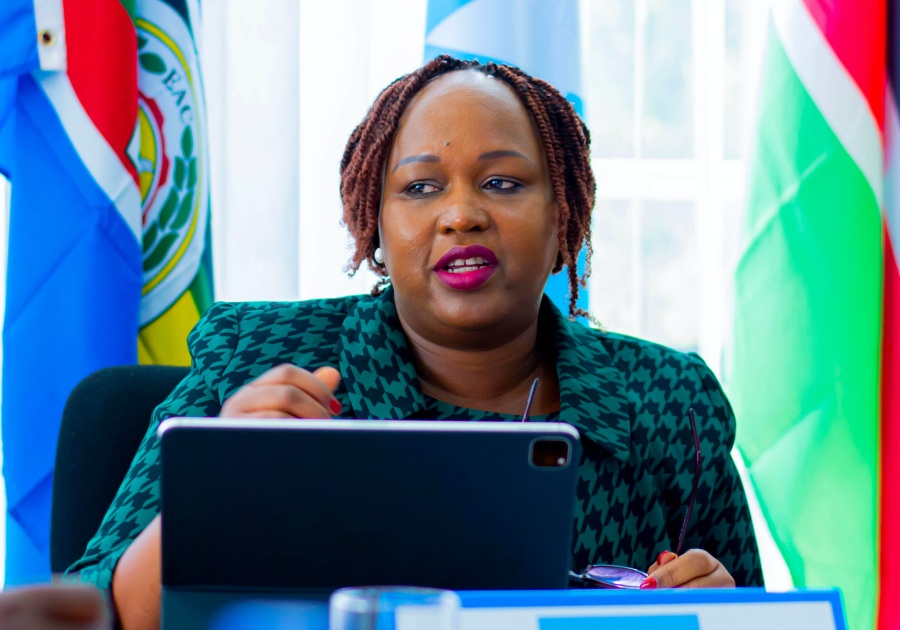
[584, 0, 759, 377]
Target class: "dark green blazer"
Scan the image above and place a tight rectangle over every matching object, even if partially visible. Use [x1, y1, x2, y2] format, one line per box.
[69, 289, 763, 590]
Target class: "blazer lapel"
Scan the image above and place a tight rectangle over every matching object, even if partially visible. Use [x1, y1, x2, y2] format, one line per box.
[548, 300, 633, 462]
[338, 289, 427, 420]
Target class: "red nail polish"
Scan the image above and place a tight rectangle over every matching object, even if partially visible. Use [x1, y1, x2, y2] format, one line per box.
[639, 577, 658, 590]
[329, 398, 342, 414]
[656, 550, 671, 566]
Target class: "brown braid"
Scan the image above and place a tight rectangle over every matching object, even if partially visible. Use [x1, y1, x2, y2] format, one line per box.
[340, 55, 596, 318]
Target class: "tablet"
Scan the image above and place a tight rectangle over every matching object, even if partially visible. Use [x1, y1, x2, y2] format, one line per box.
[158, 418, 582, 593]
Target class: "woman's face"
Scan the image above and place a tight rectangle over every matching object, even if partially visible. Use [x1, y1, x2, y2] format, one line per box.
[379, 70, 559, 341]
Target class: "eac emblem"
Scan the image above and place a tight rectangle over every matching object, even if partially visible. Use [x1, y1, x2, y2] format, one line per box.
[134, 1, 210, 326]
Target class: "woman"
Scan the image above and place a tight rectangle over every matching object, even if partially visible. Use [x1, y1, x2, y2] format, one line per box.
[68, 56, 763, 629]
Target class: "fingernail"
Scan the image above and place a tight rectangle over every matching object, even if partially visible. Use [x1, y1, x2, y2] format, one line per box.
[639, 577, 658, 590]
[329, 398, 342, 414]
[656, 550, 672, 566]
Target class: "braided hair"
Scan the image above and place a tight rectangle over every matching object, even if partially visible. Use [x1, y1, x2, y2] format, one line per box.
[340, 55, 595, 318]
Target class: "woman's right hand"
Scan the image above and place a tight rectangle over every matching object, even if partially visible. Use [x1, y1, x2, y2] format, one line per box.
[113, 365, 342, 630]
[219, 364, 342, 419]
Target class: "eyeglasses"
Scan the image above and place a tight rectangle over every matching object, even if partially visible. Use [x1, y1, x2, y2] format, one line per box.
[567, 408, 702, 589]
[518, 386, 702, 588]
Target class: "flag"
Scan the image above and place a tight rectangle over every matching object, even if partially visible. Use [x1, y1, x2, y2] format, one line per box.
[134, 0, 213, 365]
[0, 0, 212, 584]
[731, 1, 888, 628]
[880, 1, 900, 627]
[424, 0, 588, 314]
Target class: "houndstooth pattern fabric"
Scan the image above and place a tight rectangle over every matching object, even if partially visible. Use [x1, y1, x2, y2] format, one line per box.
[68, 289, 763, 591]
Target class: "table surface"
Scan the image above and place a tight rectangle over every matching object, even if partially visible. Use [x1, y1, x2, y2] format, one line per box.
[171, 587, 846, 630]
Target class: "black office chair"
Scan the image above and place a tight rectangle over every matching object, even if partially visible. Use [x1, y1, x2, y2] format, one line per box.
[50, 364, 189, 573]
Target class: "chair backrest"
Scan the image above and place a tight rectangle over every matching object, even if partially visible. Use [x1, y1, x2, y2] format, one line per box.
[51, 364, 189, 573]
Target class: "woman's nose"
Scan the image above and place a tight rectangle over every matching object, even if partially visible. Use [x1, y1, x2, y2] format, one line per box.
[438, 187, 490, 234]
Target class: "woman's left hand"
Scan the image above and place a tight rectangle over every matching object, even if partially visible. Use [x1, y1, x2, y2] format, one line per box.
[643, 549, 736, 588]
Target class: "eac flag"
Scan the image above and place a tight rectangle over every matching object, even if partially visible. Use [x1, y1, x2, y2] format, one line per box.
[0, 0, 213, 584]
[424, 0, 588, 314]
[731, 0, 898, 628]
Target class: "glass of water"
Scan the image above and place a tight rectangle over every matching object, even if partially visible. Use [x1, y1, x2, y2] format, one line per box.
[329, 586, 460, 630]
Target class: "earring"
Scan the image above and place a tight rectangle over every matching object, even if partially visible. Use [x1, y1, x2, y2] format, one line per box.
[373, 247, 384, 265]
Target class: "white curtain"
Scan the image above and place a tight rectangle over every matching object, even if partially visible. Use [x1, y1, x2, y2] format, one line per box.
[202, 0, 426, 303]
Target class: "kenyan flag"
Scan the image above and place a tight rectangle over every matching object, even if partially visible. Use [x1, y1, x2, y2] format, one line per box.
[731, 1, 897, 628]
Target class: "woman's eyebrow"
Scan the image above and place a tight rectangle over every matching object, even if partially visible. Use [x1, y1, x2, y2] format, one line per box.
[391, 149, 532, 173]
[478, 150, 531, 163]
[392, 154, 440, 172]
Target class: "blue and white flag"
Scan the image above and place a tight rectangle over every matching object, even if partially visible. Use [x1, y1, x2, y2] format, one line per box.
[1, 0, 213, 585]
[425, 0, 587, 314]
[0, 0, 144, 584]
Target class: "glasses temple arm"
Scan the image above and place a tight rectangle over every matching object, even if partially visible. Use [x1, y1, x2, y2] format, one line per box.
[675, 408, 702, 555]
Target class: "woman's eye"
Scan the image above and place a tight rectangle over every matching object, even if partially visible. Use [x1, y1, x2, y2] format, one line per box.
[483, 178, 521, 192]
[404, 182, 440, 196]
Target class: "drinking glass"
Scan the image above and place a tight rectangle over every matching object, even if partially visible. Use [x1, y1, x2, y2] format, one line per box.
[329, 586, 459, 630]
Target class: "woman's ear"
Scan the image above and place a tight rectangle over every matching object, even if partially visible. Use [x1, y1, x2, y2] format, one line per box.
[552, 250, 564, 274]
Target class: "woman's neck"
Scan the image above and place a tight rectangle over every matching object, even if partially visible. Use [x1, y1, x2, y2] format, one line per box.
[397, 312, 560, 416]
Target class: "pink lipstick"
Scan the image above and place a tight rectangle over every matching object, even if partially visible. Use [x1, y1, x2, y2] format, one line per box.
[434, 244, 498, 291]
